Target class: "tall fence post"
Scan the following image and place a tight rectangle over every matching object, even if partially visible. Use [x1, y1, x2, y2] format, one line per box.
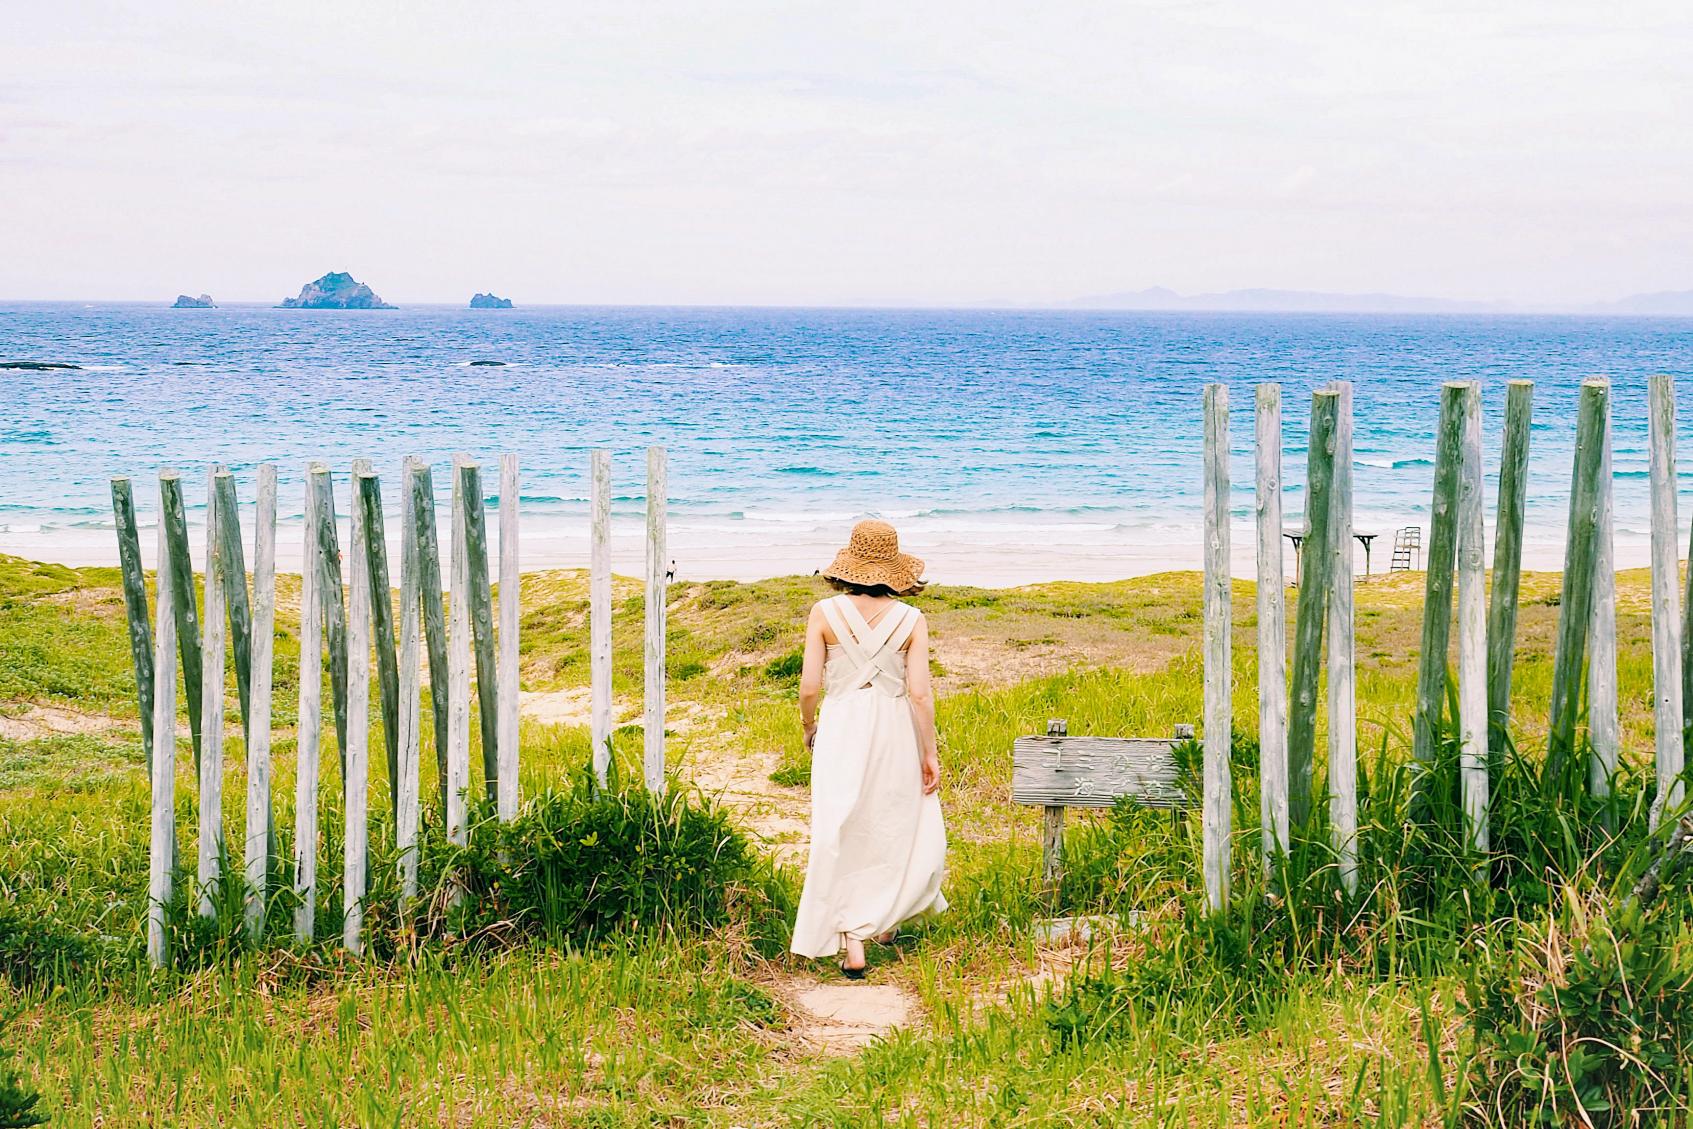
[1413, 385, 1466, 768]
[344, 460, 373, 955]
[1255, 384, 1288, 871]
[1487, 380, 1533, 749]
[1287, 390, 1339, 829]
[313, 464, 350, 773]
[358, 468, 401, 816]
[294, 469, 325, 944]
[409, 461, 450, 820]
[111, 477, 155, 783]
[459, 460, 501, 804]
[1201, 384, 1231, 914]
[1327, 381, 1358, 893]
[397, 458, 424, 902]
[446, 459, 473, 851]
[245, 464, 276, 939]
[1589, 391, 1619, 799]
[497, 453, 521, 821]
[158, 472, 203, 772]
[645, 446, 668, 795]
[1456, 382, 1489, 856]
[591, 450, 614, 788]
[147, 472, 179, 969]
[197, 469, 227, 918]
[1650, 375, 1686, 829]
[214, 472, 253, 735]
[1547, 380, 1608, 783]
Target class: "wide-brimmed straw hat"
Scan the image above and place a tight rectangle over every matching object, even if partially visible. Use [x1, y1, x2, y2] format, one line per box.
[822, 519, 925, 592]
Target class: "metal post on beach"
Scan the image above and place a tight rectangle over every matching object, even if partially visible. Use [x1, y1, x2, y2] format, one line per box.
[1287, 389, 1338, 830]
[1649, 375, 1685, 828]
[294, 470, 324, 944]
[1327, 381, 1358, 893]
[397, 458, 424, 903]
[1546, 379, 1607, 784]
[1487, 380, 1533, 749]
[147, 472, 179, 969]
[197, 469, 226, 919]
[591, 451, 614, 789]
[1412, 385, 1465, 770]
[110, 477, 155, 784]
[1588, 392, 1619, 800]
[244, 464, 277, 939]
[1201, 384, 1231, 914]
[1455, 383, 1489, 857]
[645, 446, 668, 795]
[497, 454, 521, 821]
[1254, 384, 1288, 872]
[344, 459, 374, 955]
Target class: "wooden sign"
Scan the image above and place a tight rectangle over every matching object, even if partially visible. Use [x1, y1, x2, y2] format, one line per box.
[1011, 733, 1191, 810]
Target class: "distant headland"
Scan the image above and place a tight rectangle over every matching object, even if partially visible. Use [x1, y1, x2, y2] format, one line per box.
[470, 292, 514, 309]
[171, 293, 216, 309]
[278, 271, 396, 310]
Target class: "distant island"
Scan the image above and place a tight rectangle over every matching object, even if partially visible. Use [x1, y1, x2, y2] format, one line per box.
[470, 292, 514, 309]
[278, 271, 396, 310]
[171, 293, 216, 309]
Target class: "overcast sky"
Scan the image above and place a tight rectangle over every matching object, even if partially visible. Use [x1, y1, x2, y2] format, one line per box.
[4, 1, 1691, 306]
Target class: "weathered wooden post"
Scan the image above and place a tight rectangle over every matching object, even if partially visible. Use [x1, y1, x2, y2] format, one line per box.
[1456, 382, 1489, 856]
[497, 453, 521, 821]
[446, 460, 473, 848]
[312, 463, 350, 772]
[1649, 375, 1685, 829]
[147, 472, 179, 969]
[110, 478, 155, 782]
[294, 470, 325, 944]
[1327, 381, 1359, 893]
[158, 472, 203, 771]
[357, 468, 401, 814]
[1487, 380, 1533, 748]
[397, 458, 424, 902]
[1287, 390, 1339, 828]
[197, 469, 227, 918]
[645, 446, 668, 795]
[459, 460, 501, 804]
[344, 461, 373, 954]
[213, 472, 253, 734]
[1547, 380, 1607, 783]
[244, 464, 276, 939]
[1413, 385, 1466, 768]
[408, 461, 450, 819]
[1589, 391, 1619, 799]
[1201, 384, 1231, 913]
[1039, 718, 1068, 902]
[590, 450, 614, 788]
[1255, 384, 1288, 870]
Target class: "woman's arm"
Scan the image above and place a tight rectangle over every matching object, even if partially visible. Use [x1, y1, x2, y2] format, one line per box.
[798, 602, 828, 749]
[905, 614, 942, 795]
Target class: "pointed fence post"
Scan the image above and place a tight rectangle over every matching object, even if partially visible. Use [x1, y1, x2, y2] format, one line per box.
[1255, 385, 1288, 871]
[158, 472, 203, 772]
[1487, 380, 1533, 749]
[197, 469, 226, 918]
[1456, 382, 1489, 857]
[111, 477, 155, 783]
[397, 458, 424, 902]
[409, 462, 451, 820]
[446, 461, 473, 850]
[1413, 385, 1467, 768]
[214, 472, 253, 734]
[294, 470, 325, 944]
[1650, 375, 1686, 829]
[457, 460, 500, 804]
[1287, 390, 1339, 828]
[590, 450, 614, 788]
[148, 473, 179, 969]
[312, 464, 350, 774]
[1547, 380, 1608, 783]
[244, 464, 276, 939]
[497, 453, 521, 821]
[1589, 392, 1619, 799]
[344, 460, 372, 955]
[1327, 381, 1359, 892]
[645, 446, 668, 795]
[1201, 384, 1232, 914]
[357, 468, 401, 815]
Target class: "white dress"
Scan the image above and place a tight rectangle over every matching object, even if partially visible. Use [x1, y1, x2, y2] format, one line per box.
[790, 596, 948, 959]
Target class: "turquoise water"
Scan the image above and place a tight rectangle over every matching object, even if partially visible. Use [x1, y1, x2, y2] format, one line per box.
[3, 303, 1691, 581]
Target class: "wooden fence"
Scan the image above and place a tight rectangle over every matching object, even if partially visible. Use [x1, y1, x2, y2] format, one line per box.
[114, 449, 671, 966]
[1202, 377, 1690, 909]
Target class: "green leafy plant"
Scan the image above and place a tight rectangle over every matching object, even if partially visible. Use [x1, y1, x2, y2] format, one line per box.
[0, 1013, 47, 1128]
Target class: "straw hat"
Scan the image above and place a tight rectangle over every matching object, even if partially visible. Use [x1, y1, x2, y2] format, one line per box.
[822, 519, 925, 592]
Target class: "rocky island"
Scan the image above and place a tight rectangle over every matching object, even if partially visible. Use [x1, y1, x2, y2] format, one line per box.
[470, 292, 514, 309]
[278, 271, 396, 310]
[171, 293, 216, 308]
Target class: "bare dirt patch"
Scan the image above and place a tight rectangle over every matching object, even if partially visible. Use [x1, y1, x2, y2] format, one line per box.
[776, 977, 918, 1054]
[0, 704, 132, 742]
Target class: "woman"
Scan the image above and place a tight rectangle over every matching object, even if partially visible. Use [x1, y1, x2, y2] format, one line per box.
[789, 519, 947, 977]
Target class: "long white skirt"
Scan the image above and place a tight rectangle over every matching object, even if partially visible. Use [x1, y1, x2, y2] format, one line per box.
[789, 686, 948, 958]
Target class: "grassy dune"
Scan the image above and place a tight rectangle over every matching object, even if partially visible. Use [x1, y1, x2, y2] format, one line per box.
[0, 554, 1686, 1126]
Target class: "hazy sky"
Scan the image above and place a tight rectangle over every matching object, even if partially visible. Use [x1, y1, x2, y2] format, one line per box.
[5, 2, 1691, 306]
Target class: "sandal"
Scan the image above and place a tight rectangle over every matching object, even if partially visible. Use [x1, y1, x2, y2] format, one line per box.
[839, 961, 867, 981]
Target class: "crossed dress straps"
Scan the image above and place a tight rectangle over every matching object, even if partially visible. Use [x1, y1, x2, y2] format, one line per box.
[819, 596, 918, 697]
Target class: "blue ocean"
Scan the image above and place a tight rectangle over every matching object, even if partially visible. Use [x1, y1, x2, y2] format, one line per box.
[3, 303, 1691, 583]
